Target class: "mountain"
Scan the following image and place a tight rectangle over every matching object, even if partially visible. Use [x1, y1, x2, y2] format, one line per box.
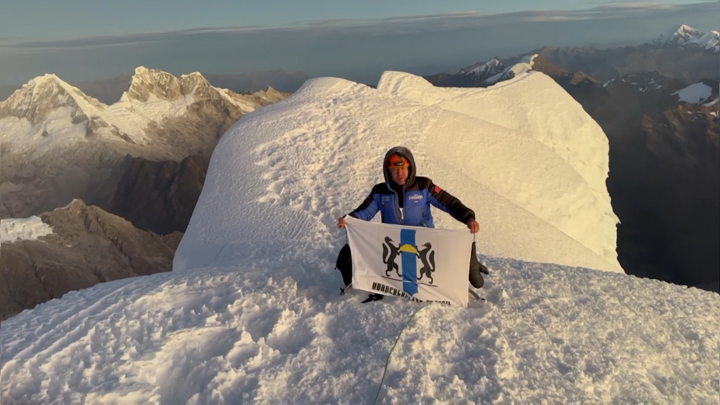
[580, 73, 719, 288]
[176, 70, 621, 274]
[423, 24, 718, 89]
[526, 25, 719, 83]
[0, 73, 133, 105]
[203, 69, 312, 94]
[0, 67, 289, 219]
[424, 54, 595, 92]
[0, 199, 181, 321]
[104, 153, 211, 235]
[425, 32, 720, 292]
[2, 70, 718, 404]
[0, 69, 310, 104]
[653, 24, 720, 51]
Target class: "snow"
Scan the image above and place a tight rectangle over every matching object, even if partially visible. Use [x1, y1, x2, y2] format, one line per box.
[687, 30, 720, 50]
[673, 82, 714, 103]
[0, 216, 53, 243]
[47, 74, 150, 145]
[462, 58, 502, 76]
[653, 24, 719, 51]
[482, 54, 537, 86]
[656, 24, 701, 45]
[176, 69, 619, 274]
[3, 69, 718, 404]
[2, 257, 718, 404]
[0, 69, 274, 160]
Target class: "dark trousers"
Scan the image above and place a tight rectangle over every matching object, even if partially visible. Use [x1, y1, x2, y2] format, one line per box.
[336, 243, 486, 288]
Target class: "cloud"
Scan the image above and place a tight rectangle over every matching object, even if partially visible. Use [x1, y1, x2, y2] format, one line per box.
[0, 26, 266, 51]
[0, 36, 23, 43]
[2, 3, 714, 52]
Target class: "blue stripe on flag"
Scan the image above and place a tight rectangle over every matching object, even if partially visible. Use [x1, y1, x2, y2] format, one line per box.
[400, 229, 418, 295]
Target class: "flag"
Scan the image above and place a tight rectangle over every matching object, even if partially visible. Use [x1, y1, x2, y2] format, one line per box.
[345, 216, 473, 307]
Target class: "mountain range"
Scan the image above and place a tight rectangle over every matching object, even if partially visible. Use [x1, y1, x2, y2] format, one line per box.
[423, 24, 719, 292]
[0, 69, 310, 105]
[426, 25, 719, 88]
[0, 67, 288, 219]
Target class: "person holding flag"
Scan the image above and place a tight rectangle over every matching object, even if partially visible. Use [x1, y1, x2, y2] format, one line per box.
[337, 146, 487, 302]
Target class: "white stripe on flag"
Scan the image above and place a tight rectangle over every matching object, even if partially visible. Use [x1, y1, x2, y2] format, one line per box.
[345, 216, 473, 307]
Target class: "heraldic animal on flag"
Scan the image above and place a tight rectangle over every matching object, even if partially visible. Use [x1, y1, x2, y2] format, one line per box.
[344, 216, 473, 307]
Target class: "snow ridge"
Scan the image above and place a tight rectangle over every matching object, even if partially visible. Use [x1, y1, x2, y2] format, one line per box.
[482, 54, 538, 85]
[176, 67, 620, 275]
[460, 58, 504, 77]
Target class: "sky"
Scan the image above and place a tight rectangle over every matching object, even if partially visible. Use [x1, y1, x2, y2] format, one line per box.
[0, 0, 717, 86]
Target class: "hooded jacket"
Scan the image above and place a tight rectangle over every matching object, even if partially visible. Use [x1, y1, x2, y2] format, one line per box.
[348, 146, 475, 227]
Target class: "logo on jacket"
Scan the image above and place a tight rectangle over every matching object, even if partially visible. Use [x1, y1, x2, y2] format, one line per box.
[382, 230, 436, 296]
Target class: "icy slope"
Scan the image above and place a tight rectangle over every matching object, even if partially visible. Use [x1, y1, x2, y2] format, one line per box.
[175, 71, 620, 273]
[1, 255, 718, 404]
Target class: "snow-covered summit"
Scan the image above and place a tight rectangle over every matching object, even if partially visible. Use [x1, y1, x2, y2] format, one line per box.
[125, 67, 216, 103]
[459, 58, 504, 77]
[482, 54, 538, 85]
[1, 73, 106, 125]
[0, 68, 288, 155]
[175, 67, 620, 275]
[652, 24, 719, 51]
[657, 24, 701, 45]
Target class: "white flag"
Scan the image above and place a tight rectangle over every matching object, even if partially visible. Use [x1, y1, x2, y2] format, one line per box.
[345, 216, 473, 307]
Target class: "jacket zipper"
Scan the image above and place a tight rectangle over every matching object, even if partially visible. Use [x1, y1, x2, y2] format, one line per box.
[388, 182, 403, 224]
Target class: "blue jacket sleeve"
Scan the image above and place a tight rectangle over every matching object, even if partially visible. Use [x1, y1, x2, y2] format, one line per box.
[349, 194, 380, 221]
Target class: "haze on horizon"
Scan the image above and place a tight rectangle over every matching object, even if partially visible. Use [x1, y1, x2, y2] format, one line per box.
[0, 0, 717, 87]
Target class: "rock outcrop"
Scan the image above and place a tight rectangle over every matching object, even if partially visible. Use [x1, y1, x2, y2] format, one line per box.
[0, 200, 180, 322]
[105, 154, 211, 234]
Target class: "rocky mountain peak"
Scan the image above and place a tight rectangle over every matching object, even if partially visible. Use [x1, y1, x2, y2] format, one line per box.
[246, 86, 287, 104]
[124, 67, 229, 104]
[125, 66, 185, 102]
[0, 74, 104, 125]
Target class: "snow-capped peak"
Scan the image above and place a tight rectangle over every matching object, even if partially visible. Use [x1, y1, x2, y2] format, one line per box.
[652, 24, 719, 51]
[126, 66, 188, 102]
[460, 58, 504, 76]
[660, 24, 701, 44]
[482, 54, 538, 86]
[0, 72, 106, 125]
